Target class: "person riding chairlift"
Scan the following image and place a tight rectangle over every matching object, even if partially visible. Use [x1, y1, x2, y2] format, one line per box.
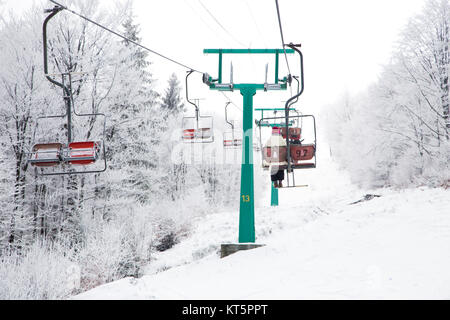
[265, 127, 287, 188]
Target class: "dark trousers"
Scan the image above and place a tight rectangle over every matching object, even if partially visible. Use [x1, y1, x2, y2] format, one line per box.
[271, 169, 285, 182]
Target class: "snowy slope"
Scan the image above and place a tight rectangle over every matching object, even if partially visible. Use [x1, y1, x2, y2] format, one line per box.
[74, 148, 450, 300]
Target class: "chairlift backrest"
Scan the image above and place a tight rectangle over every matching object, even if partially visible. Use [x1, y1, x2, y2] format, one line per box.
[30, 143, 63, 167]
[223, 131, 242, 147]
[290, 144, 315, 162]
[281, 127, 301, 140]
[183, 129, 195, 140]
[181, 115, 214, 143]
[196, 128, 212, 139]
[66, 141, 100, 165]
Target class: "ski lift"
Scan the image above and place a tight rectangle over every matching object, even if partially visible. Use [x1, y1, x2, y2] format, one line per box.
[28, 6, 107, 175]
[258, 114, 317, 171]
[223, 102, 242, 148]
[182, 71, 214, 144]
[280, 43, 317, 187]
[256, 43, 317, 188]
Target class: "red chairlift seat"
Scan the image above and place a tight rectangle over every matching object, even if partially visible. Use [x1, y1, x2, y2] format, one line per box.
[184, 128, 212, 140]
[291, 163, 316, 169]
[29, 143, 63, 167]
[65, 141, 100, 165]
[223, 139, 242, 147]
[183, 129, 195, 140]
[223, 140, 233, 147]
[195, 128, 212, 139]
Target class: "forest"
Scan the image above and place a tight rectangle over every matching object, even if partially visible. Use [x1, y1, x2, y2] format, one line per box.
[325, 0, 449, 188]
[0, 0, 240, 299]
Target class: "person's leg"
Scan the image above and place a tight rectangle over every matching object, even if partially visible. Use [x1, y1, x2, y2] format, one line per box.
[271, 173, 278, 188]
[278, 170, 285, 188]
[279, 170, 285, 181]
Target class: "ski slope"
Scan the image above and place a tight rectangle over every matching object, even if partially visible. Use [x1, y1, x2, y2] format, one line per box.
[74, 147, 450, 300]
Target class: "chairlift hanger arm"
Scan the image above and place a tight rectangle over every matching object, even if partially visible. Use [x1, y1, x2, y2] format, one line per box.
[285, 44, 304, 100]
[225, 102, 234, 130]
[185, 70, 199, 122]
[43, 6, 71, 98]
[288, 76, 300, 108]
[284, 43, 304, 175]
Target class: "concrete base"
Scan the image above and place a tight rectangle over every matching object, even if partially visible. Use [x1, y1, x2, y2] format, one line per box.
[220, 243, 265, 259]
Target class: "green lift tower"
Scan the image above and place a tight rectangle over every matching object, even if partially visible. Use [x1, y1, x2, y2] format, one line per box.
[202, 49, 295, 257]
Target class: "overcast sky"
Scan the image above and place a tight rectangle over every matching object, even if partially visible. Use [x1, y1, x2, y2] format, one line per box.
[1, 0, 427, 120]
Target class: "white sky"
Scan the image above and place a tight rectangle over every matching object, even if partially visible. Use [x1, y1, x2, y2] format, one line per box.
[2, 0, 426, 121]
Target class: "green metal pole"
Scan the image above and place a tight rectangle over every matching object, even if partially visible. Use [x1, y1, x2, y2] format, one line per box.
[218, 50, 223, 84]
[271, 182, 279, 206]
[239, 86, 256, 243]
[275, 52, 279, 84]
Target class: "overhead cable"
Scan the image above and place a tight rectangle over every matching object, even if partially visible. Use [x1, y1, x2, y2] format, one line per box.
[49, 0, 204, 74]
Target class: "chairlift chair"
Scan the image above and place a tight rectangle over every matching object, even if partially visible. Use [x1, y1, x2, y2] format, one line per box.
[29, 143, 63, 167]
[264, 44, 316, 187]
[223, 102, 242, 148]
[181, 114, 214, 143]
[182, 71, 214, 144]
[28, 75, 108, 175]
[223, 131, 242, 148]
[27, 6, 107, 176]
[258, 114, 317, 171]
[65, 141, 101, 165]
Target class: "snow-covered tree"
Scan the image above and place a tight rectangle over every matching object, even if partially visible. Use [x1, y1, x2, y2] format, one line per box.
[325, 0, 450, 188]
[161, 73, 184, 114]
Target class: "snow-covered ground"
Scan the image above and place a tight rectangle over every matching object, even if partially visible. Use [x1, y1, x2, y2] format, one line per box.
[74, 147, 450, 300]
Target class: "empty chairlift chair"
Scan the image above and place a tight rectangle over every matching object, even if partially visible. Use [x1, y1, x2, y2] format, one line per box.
[181, 115, 214, 143]
[182, 117, 197, 141]
[183, 71, 215, 144]
[223, 131, 242, 148]
[29, 143, 63, 167]
[65, 141, 100, 165]
[223, 103, 242, 148]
